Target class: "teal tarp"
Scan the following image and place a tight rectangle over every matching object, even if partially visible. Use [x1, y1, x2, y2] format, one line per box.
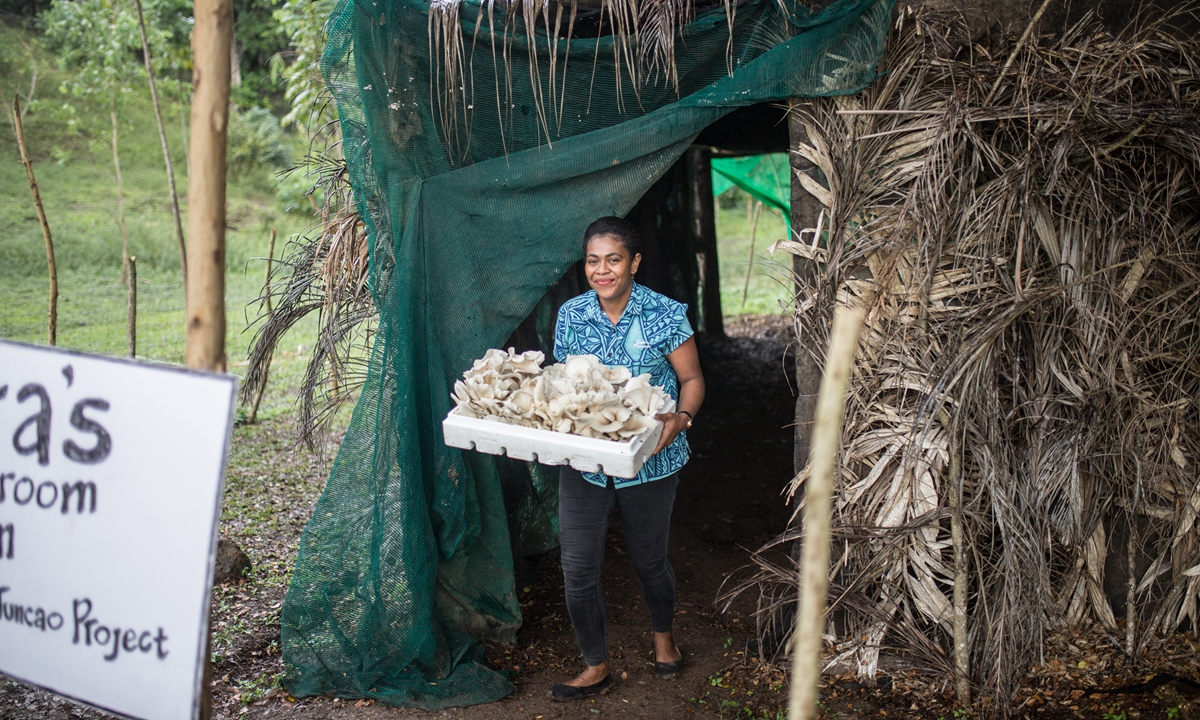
[712, 153, 793, 218]
[280, 0, 893, 709]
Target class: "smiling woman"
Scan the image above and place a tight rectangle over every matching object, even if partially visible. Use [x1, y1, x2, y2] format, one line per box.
[548, 216, 706, 701]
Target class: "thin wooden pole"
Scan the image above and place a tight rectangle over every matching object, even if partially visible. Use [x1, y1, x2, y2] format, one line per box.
[741, 200, 762, 307]
[13, 97, 57, 346]
[248, 228, 277, 423]
[264, 227, 276, 315]
[788, 306, 864, 720]
[981, 0, 1054, 106]
[185, 0, 232, 373]
[127, 256, 137, 357]
[186, 1, 232, 717]
[939, 407, 970, 704]
[133, 0, 188, 288]
[180, 105, 190, 169]
[112, 98, 130, 285]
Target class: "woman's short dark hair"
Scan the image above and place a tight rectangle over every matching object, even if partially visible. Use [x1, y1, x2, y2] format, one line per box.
[583, 216, 643, 258]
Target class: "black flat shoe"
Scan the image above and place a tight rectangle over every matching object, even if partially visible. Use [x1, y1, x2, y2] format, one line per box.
[548, 674, 613, 701]
[654, 645, 685, 679]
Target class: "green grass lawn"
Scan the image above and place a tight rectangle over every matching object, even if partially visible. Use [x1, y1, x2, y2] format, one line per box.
[715, 195, 794, 317]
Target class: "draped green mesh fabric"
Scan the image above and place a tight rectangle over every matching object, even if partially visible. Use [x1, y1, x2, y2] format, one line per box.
[712, 153, 793, 216]
[280, 0, 892, 708]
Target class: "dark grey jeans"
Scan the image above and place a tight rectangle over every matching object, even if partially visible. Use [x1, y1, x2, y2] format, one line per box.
[558, 467, 679, 667]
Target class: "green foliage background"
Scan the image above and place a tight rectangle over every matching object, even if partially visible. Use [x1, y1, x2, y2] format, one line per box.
[0, 15, 312, 363]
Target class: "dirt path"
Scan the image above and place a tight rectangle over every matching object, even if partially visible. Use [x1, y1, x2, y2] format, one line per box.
[228, 315, 801, 720]
[7, 315, 1199, 720]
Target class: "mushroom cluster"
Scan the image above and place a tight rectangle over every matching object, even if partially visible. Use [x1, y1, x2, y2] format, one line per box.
[451, 348, 674, 441]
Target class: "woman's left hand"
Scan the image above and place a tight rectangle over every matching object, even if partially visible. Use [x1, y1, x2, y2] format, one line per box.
[652, 412, 690, 455]
[649, 337, 705, 456]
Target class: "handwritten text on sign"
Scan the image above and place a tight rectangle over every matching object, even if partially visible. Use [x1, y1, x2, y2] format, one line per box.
[0, 341, 235, 720]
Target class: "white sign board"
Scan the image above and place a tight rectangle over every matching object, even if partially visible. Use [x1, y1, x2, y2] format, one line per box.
[0, 340, 235, 720]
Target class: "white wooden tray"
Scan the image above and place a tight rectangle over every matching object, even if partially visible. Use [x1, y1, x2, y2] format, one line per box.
[442, 407, 663, 479]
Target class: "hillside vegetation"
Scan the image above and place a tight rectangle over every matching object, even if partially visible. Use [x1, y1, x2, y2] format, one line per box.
[1, 18, 313, 363]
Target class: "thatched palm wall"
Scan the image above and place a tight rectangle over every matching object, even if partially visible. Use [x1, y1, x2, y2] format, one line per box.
[738, 7, 1200, 714]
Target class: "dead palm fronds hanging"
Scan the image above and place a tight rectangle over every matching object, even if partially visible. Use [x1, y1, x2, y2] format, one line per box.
[241, 143, 377, 449]
[722, 6, 1200, 716]
[428, 0, 752, 157]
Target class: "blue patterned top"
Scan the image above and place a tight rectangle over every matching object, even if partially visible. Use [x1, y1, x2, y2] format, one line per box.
[554, 283, 695, 487]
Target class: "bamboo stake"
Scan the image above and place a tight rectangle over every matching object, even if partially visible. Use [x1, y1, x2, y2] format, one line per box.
[186, 2, 232, 716]
[264, 227, 276, 315]
[185, 0, 232, 374]
[1127, 458, 1141, 656]
[133, 0, 188, 288]
[112, 99, 130, 285]
[127, 256, 137, 357]
[788, 306, 864, 720]
[981, 0, 1054, 106]
[180, 105, 189, 170]
[248, 228, 277, 423]
[741, 200, 762, 307]
[12, 97, 58, 346]
[940, 408, 970, 704]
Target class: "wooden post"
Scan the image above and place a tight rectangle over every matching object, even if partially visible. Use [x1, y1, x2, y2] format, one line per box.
[127, 257, 137, 357]
[112, 99, 130, 285]
[787, 306, 863, 720]
[264, 227, 276, 315]
[180, 105, 190, 169]
[687, 146, 723, 337]
[788, 101, 825, 475]
[248, 228, 277, 423]
[939, 408, 970, 704]
[186, 1, 232, 717]
[12, 97, 58, 346]
[133, 0, 188, 287]
[185, 0, 232, 373]
[741, 200, 762, 307]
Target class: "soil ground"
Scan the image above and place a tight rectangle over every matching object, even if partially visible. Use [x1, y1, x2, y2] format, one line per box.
[4, 315, 1200, 720]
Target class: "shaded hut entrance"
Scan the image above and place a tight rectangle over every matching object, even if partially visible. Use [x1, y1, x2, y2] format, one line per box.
[494, 107, 804, 713]
[498, 99, 800, 609]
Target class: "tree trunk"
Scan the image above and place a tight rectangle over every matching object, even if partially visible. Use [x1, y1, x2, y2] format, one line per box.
[687, 146, 723, 337]
[112, 100, 130, 285]
[12, 97, 57, 346]
[188, 2, 233, 717]
[185, 0, 232, 374]
[133, 0, 188, 288]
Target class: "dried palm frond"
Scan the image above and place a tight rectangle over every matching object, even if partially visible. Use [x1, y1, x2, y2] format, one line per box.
[723, 6, 1200, 716]
[241, 145, 376, 449]
[428, 0, 765, 157]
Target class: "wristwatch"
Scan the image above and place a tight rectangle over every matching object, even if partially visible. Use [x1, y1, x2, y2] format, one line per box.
[677, 410, 694, 428]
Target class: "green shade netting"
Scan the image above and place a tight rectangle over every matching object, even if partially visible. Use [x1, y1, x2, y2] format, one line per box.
[712, 153, 792, 218]
[280, 0, 892, 709]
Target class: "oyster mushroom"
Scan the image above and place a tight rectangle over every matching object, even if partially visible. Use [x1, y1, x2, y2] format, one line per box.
[452, 350, 671, 442]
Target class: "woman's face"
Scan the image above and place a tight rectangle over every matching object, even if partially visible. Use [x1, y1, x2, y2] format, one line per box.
[585, 234, 641, 303]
